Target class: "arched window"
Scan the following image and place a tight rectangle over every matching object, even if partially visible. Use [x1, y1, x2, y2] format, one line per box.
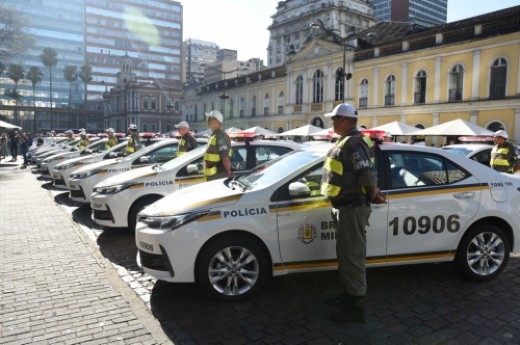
[449, 64, 464, 102]
[414, 70, 427, 104]
[313, 70, 324, 103]
[239, 97, 245, 117]
[487, 121, 505, 132]
[251, 95, 257, 116]
[385, 75, 396, 106]
[295, 75, 303, 105]
[263, 93, 270, 115]
[334, 68, 344, 102]
[490, 58, 507, 99]
[278, 91, 284, 114]
[359, 78, 368, 108]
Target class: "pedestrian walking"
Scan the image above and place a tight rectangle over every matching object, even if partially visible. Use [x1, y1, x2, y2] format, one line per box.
[490, 130, 520, 173]
[0, 132, 8, 161]
[320, 103, 385, 324]
[203, 110, 233, 181]
[175, 121, 197, 156]
[20, 132, 30, 168]
[9, 130, 19, 161]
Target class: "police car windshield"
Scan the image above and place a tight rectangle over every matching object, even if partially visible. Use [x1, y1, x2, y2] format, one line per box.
[161, 146, 206, 169]
[237, 151, 321, 189]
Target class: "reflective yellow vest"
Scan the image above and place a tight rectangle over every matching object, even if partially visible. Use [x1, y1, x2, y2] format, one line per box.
[79, 138, 89, 150]
[321, 134, 373, 202]
[126, 135, 139, 154]
[203, 129, 232, 177]
[105, 136, 118, 150]
[490, 144, 515, 173]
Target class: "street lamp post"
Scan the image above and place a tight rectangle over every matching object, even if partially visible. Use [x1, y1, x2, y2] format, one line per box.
[310, 19, 355, 103]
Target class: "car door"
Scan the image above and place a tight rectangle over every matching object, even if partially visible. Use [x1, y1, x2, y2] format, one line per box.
[384, 151, 481, 262]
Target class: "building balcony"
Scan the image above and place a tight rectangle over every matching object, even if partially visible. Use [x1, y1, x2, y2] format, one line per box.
[414, 92, 426, 105]
[448, 88, 463, 102]
[358, 97, 368, 108]
[310, 103, 322, 111]
[293, 104, 302, 113]
[384, 95, 395, 106]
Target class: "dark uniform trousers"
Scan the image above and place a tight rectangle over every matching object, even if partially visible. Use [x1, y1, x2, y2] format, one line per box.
[333, 200, 371, 297]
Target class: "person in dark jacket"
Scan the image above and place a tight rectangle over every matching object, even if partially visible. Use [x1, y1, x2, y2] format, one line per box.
[175, 121, 197, 156]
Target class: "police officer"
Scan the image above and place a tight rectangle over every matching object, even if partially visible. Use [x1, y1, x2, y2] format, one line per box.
[175, 121, 197, 156]
[383, 132, 393, 143]
[105, 128, 118, 150]
[126, 124, 140, 155]
[320, 103, 385, 324]
[203, 110, 233, 181]
[65, 130, 75, 142]
[490, 130, 520, 173]
[78, 132, 90, 150]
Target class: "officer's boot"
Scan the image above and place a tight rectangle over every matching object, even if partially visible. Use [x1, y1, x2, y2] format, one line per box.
[329, 296, 366, 324]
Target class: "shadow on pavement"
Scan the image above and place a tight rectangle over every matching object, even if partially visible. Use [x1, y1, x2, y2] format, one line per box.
[96, 228, 138, 269]
[149, 257, 520, 345]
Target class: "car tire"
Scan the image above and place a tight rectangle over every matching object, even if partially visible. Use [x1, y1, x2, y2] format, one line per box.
[196, 235, 269, 301]
[128, 196, 162, 232]
[455, 223, 510, 281]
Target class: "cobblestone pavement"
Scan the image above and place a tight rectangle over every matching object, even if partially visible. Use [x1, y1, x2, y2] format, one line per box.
[3, 159, 520, 345]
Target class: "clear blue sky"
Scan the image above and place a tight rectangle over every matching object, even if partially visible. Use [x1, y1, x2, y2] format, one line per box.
[182, 0, 520, 62]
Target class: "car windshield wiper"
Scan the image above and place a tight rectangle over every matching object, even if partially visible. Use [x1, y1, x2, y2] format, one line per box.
[229, 179, 247, 192]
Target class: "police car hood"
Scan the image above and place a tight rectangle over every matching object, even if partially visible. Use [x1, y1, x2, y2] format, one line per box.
[142, 179, 242, 217]
[72, 158, 120, 173]
[55, 155, 92, 168]
[95, 165, 157, 188]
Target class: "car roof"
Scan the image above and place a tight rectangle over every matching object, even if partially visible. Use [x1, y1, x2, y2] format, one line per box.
[442, 143, 493, 150]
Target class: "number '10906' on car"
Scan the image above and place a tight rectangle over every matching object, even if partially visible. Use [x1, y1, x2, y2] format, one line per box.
[136, 142, 520, 301]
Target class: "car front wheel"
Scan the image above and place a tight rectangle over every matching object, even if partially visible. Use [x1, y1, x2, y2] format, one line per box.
[196, 235, 269, 301]
[455, 223, 510, 281]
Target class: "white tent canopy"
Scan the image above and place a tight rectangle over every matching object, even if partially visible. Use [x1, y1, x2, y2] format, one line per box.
[0, 120, 21, 129]
[277, 124, 324, 137]
[242, 126, 278, 137]
[410, 119, 494, 136]
[370, 121, 418, 135]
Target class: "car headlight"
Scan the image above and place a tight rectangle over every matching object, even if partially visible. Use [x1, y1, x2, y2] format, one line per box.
[139, 210, 210, 231]
[95, 183, 136, 195]
[70, 169, 97, 180]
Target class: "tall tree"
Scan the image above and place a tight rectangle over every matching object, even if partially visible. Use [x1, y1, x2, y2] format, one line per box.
[0, 2, 33, 62]
[40, 48, 58, 130]
[63, 65, 78, 108]
[6, 63, 25, 124]
[26, 66, 43, 132]
[79, 64, 93, 112]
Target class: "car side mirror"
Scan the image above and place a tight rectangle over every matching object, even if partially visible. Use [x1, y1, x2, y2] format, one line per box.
[186, 164, 199, 174]
[140, 156, 150, 163]
[109, 152, 119, 158]
[289, 181, 310, 197]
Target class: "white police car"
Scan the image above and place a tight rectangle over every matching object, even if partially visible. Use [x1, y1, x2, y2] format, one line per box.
[52, 140, 128, 189]
[136, 141, 520, 300]
[91, 140, 301, 231]
[68, 138, 179, 204]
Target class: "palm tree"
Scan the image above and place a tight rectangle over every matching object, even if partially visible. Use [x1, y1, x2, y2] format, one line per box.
[40, 48, 58, 130]
[63, 65, 78, 109]
[79, 64, 93, 112]
[7, 63, 25, 125]
[26, 66, 44, 132]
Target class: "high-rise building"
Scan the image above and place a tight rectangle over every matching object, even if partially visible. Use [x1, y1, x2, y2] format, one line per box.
[0, 0, 183, 131]
[267, 0, 376, 67]
[184, 39, 219, 84]
[371, 0, 447, 27]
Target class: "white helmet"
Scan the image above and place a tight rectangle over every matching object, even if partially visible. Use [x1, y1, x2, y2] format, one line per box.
[128, 124, 137, 130]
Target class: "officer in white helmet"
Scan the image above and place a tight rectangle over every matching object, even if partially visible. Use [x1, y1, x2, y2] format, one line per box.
[490, 130, 520, 173]
[202, 110, 233, 181]
[105, 128, 118, 150]
[126, 124, 140, 155]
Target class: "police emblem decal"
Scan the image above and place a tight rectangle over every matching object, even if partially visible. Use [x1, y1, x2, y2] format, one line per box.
[297, 223, 317, 244]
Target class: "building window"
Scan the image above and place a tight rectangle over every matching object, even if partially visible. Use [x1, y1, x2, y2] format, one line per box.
[359, 78, 368, 108]
[143, 98, 149, 109]
[295, 75, 303, 105]
[151, 124, 156, 133]
[240, 97, 245, 117]
[194, 104, 198, 122]
[175, 101, 180, 111]
[278, 91, 284, 114]
[263, 93, 270, 115]
[385, 75, 395, 106]
[449, 64, 464, 102]
[313, 70, 324, 103]
[151, 98, 157, 110]
[414, 70, 427, 105]
[251, 96, 256, 116]
[335, 68, 344, 102]
[489, 58, 507, 100]
[229, 98, 234, 118]
[143, 124, 148, 132]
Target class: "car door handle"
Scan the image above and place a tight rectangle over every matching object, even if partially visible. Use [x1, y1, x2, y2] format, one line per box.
[454, 192, 475, 199]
